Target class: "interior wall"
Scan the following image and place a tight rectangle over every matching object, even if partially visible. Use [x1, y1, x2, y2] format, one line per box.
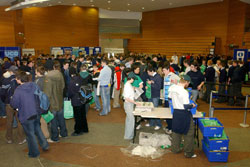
[226, 0, 247, 55]
[22, 6, 99, 54]
[99, 38, 124, 53]
[0, 7, 15, 46]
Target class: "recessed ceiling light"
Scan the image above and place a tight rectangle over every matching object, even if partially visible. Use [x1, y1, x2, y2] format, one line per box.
[142, 7, 145, 10]
[108, 1, 111, 3]
[73, 3, 76, 6]
[128, 3, 130, 6]
[108, 7, 111, 10]
[169, 2, 173, 5]
[152, 0, 155, 1]
[58, 1, 61, 3]
[127, 9, 130, 12]
[90, 0, 94, 2]
[91, 4, 94, 7]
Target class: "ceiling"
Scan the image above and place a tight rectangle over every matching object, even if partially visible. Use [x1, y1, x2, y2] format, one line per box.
[1, 0, 248, 12]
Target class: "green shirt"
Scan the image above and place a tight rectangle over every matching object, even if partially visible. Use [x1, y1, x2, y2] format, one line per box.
[200, 65, 206, 74]
[124, 75, 143, 88]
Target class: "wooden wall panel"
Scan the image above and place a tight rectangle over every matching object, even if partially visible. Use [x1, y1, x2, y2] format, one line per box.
[243, 32, 250, 49]
[23, 6, 99, 54]
[0, 7, 15, 46]
[226, 0, 247, 55]
[128, 0, 230, 55]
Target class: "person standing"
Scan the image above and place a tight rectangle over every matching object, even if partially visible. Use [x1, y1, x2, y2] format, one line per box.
[187, 61, 205, 102]
[215, 62, 227, 103]
[10, 71, 49, 158]
[98, 59, 112, 116]
[203, 60, 215, 103]
[123, 72, 140, 140]
[68, 70, 89, 136]
[145, 66, 163, 130]
[168, 75, 197, 158]
[112, 66, 122, 108]
[43, 61, 68, 142]
[92, 64, 101, 111]
[0, 66, 26, 144]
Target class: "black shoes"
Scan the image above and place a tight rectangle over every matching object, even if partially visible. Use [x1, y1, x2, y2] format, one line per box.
[71, 132, 84, 136]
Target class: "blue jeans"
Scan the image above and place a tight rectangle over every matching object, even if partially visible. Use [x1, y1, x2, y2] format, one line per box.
[22, 115, 49, 158]
[100, 86, 111, 115]
[149, 97, 162, 127]
[124, 102, 135, 140]
[51, 109, 68, 141]
[93, 86, 101, 110]
[165, 100, 172, 130]
[191, 89, 199, 102]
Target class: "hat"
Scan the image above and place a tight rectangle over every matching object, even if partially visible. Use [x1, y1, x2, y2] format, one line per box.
[182, 75, 193, 84]
[128, 72, 138, 80]
[8, 65, 18, 72]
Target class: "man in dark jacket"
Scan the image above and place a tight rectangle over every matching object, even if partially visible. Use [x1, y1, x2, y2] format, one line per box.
[68, 69, 89, 136]
[215, 62, 227, 103]
[203, 60, 215, 103]
[10, 71, 49, 158]
[43, 61, 67, 142]
[0, 66, 25, 144]
[145, 65, 163, 130]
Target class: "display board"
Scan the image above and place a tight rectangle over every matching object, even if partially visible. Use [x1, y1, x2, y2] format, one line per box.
[0, 47, 21, 61]
[51, 47, 101, 57]
[22, 48, 35, 56]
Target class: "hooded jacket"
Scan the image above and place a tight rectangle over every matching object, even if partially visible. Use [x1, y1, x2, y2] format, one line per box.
[43, 70, 65, 111]
[10, 82, 38, 123]
[79, 71, 92, 85]
[0, 71, 18, 104]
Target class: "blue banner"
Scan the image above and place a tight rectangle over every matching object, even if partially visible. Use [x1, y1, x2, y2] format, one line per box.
[233, 49, 249, 61]
[0, 47, 21, 61]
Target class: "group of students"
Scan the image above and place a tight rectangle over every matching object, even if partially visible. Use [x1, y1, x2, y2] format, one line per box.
[0, 53, 248, 159]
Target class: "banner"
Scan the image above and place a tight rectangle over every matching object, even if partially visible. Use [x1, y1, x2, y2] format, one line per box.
[22, 48, 35, 56]
[51, 47, 101, 56]
[0, 47, 21, 61]
[233, 49, 249, 61]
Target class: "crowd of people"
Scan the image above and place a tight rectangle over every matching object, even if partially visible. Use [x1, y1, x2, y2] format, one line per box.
[0, 53, 248, 158]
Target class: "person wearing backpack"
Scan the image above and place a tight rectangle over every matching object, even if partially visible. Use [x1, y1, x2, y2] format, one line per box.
[68, 69, 89, 136]
[79, 64, 93, 115]
[10, 71, 49, 158]
[0, 66, 25, 144]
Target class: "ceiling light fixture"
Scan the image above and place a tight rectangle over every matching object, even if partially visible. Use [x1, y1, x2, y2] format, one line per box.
[152, 0, 155, 1]
[108, 1, 111, 3]
[127, 9, 130, 12]
[169, 2, 173, 5]
[5, 0, 50, 11]
[73, 3, 76, 6]
[90, 0, 94, 2]
[108, 7, 111, 10]
[91, 4, 94, 7]
[128, 3, 130, 6]
[58, 1, 61, 3]
[142, 7, 145, 10]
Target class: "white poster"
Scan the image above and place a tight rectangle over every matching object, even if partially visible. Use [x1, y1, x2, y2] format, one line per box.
[51, 47, 63, 57]
[22, 48, 35, 56]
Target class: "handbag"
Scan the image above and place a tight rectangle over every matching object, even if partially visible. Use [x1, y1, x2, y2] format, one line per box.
[41, 111, 54, 123]
[64, 100, 74, 119]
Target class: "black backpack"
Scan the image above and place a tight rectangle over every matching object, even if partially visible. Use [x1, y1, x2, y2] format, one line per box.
[79, 84, 93, 104]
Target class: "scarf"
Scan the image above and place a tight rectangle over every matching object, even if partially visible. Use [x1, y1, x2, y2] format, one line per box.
[115, 66, 122, 90]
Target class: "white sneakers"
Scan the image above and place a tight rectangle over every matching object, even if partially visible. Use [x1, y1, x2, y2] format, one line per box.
[145, 123, 150, 127]
[18, 139, 27, 145]
[154, 126, 161, 130]
[136, 124, 141, 130]
[165, 129, 172, 135]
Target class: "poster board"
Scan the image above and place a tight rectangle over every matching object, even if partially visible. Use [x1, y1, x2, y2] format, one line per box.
[22, 48, 35, 56]
[0, 47, 21, 61]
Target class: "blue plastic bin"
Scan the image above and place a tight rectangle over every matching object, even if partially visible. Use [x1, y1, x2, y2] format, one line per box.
[198, 118, 224, 137]
[203, 136, 229, 151]
[202, 140, 229, 162]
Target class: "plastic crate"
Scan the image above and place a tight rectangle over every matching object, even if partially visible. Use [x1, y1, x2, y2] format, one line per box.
[169, 99, 197, 115]
[202, 140, 229, 162]
[198, 118, 224, 137]
[203, 131, 229, 151]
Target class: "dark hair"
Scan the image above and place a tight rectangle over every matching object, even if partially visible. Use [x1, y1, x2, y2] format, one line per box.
[80, 64, 88, 71]
[184, 59, 191, 66]
[132, 62, 141, 72]
[101, 59, 108, 64]
[162, 63, 170, 70]
[16, 71, 31, 83]
[221, 61, 226, 67]
[191, 61, 200, 70]
[36, 66, 45, 75]
[147, 65, 156, 72]
[53, 61, 61, 71]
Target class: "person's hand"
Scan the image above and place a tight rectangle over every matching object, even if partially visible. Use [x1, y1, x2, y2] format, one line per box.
[197, 85, 202, 90]
[147, 80, 152, 84]
[151, 80, 155, 84]
[139, 84, 143, 89]
[145, 86, 148, 90]
[135, 102, 141, 106]
[192, 103, 196, 108]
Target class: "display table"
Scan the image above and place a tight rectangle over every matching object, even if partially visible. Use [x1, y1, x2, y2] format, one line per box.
[133, 107, 204, 146]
